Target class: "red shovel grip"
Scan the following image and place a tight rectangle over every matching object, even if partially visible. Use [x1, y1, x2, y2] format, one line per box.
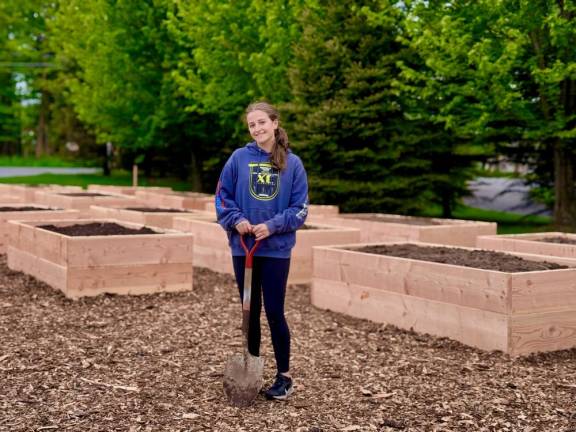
[240, 235, 260, 268]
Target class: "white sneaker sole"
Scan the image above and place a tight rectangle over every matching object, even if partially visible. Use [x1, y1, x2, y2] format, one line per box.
[271, 386, 294, 401]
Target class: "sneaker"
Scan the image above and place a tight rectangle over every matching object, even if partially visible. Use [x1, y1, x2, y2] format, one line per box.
[264, 373, 294, 400]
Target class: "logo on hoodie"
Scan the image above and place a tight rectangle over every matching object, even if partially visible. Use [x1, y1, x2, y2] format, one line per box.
[249, 162, 280, 200]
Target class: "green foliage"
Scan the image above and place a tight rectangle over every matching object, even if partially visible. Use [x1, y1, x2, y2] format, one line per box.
[51, 0, 169, 149]
[287, 0, 484, 214]
[0, 155, 94, 167]
[405, 0, 576, 225]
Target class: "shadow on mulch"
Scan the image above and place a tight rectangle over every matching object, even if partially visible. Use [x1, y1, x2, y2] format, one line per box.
[1, 255, 575, 432]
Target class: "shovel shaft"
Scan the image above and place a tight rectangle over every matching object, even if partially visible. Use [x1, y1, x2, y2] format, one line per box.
[239, 236, 260, 349]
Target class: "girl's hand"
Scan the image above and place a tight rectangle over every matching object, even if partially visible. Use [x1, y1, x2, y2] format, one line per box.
[235, 220, 252, 235]
[252, 223, 270, 241]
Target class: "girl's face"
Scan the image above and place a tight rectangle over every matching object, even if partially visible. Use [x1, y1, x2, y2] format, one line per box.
[247, 110, 278, 148]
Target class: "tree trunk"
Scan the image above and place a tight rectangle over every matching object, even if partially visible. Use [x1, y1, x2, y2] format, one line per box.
[441, 191, 453, 219]
[553, 140, 576, 227]
[189, 149, 203, 192]
[36, 90, 47, 157]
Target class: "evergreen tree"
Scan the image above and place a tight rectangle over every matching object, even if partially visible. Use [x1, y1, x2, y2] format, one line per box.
[288, 0, 483, 214]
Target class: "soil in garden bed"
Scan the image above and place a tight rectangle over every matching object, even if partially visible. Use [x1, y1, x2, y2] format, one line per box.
[538, 236, 576, 245]
[58, 192, 111, 197]
[300, 224, 320, 230]
[0, 206, 53, 212]
[341, 214, 444, 225]
[124, 207, 192, 213]
[39, 222, 160, 236]
[353, 244, 568, 272]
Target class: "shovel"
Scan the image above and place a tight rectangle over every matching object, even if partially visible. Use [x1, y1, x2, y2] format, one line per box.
[223, 235, 264, 407]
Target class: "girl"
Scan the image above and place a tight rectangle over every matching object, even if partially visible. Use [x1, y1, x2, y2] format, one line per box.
[215, 101, 308, 400]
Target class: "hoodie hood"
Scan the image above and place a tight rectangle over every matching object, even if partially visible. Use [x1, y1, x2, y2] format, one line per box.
[245, 141, 293, 155]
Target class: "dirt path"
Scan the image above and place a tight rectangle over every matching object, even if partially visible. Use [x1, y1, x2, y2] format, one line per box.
[1, 256, 575, 431]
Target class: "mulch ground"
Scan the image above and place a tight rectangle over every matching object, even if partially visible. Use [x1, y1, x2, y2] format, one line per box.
[1, 255, 576, 432]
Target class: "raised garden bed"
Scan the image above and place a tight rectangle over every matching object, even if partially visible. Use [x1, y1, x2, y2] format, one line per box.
[135, 190, 213, 210]
[308, 213, 496, 247]
[312, 241, 576, 356]
[89, 205, 212, 229]
[173, 218, 361, 284]
[35, 191, 137, 217]
[7, 219, 194, 299]
[308, 204, 339, 218]
[6, 184, 84, 202]
[87, 184, 173, 196]
[203, 202, 340, 219]
[477, 232, 576, 259]
[0, 204, 80, 253]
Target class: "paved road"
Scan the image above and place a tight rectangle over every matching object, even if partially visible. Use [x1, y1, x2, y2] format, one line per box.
[0, 167, 101, 178]
[463, 177, 551, 216]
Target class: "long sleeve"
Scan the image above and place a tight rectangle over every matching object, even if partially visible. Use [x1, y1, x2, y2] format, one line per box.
[215, 154, 248, 231]
[264, 157, 309, 235]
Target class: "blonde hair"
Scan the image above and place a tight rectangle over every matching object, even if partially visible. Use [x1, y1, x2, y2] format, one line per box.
[245, 101, 289, 170]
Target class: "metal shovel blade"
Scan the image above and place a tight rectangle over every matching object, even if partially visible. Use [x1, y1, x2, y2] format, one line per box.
[223, 350, 264, 407]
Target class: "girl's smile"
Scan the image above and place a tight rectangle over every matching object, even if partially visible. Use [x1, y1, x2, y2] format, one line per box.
[247, 110, 278, 151]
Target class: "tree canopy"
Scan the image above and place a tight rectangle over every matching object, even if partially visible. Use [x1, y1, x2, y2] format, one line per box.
[1, 0, 575, 225]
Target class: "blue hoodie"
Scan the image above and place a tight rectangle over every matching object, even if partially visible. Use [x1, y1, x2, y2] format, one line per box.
[215, 142, 309, 258]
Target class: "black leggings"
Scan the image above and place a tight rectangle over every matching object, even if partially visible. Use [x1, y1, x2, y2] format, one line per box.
[232, 256, 291, 374]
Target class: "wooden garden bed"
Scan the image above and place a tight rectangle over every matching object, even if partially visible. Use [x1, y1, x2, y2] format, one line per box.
[89, 205, 212, 229]
[308, 213, 496, 247]
[312, 241, 576, 356]
[34, 191, 137, 217]
[0, 204, 80, 253]
[478, 232, 576, 259]
[87, 184, 173, 196]
[173, 218, 360, 284]
[6, 184, 84, 202]
[135, 190, 213, 210]
[6, 219, 194, 299]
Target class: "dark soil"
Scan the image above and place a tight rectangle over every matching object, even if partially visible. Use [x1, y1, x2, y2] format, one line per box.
[0, 206, 52, 212]
[1, 256, 575, 431]
[341, 214, 443, 226]
[171, 192, 209, 197]
[58, 193, 110, 197]
[124, 207, 191, 213]
[38, 222, 160, 236]
[354, 244, 568, 272]
[300, 225, 319, 230]
[539, 236, 576, 245]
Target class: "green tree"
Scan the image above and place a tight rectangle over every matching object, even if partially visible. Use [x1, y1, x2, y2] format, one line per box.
[407, 0, 576, 227]
[287, 0, 481, 214]
[50, 0, 212, 187]
[0, 0, 60, 156]
[169, 0, 301, 180]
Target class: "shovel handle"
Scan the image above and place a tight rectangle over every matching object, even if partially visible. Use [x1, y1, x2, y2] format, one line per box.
[240, 235, 260, 269]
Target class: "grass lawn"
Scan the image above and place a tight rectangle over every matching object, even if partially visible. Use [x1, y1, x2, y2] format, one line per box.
[420, 204, 553, 235]
[0, 155, 98, 167]
[0, 171, 194, 192]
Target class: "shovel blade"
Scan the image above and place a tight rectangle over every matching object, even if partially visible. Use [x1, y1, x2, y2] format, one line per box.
[223, 352, 264, 407]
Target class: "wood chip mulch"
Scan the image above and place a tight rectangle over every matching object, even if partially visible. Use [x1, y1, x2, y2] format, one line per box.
[1, 255, 575, 432]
